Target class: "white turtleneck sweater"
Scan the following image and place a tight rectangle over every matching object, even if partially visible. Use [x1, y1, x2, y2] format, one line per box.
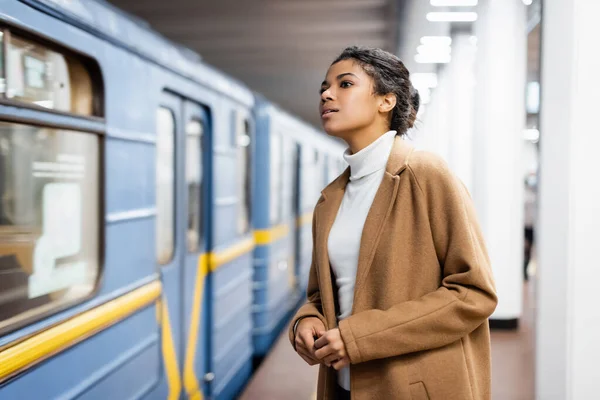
[328, 130, 397, 391]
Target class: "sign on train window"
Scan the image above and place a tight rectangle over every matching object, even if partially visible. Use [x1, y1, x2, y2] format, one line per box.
[186, 119, 203, 252]
[237, 117, 251, 235]
[156, 107, 175, 265]
[0, 30, 100, 117]
[0, 122, 99, 333]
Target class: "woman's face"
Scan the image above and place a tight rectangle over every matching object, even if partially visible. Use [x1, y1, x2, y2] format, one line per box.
[319, 59, 382, 140]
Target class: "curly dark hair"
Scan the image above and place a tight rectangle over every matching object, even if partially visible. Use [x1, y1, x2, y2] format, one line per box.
[332, 46, 420, 135]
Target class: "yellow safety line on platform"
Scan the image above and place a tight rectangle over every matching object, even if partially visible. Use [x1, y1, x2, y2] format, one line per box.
[0, 280, 162, 383]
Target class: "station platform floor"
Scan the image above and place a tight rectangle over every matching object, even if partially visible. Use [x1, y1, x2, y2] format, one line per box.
[240, 280, 536, 400]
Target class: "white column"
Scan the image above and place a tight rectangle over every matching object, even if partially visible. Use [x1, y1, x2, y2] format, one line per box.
[473, 0, 526, 323]
[411, 66, 451, 161]
[536, 1, 600, 398]
[433, 67, 451, 162]
[446, 32, 476, 193]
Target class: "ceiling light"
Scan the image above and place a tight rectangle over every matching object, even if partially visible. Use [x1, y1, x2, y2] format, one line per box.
[426, 12, 478, 22]
[523, 0, 533, 4]
[526, 82, 540, 114]
[420, 36, 452, 46]
[410, 73, 438, 89]
[415, 54, 451, 64]
[524, 129, 540, 142]
[417, 45, 451, 55]
[430, 0, 478, 6]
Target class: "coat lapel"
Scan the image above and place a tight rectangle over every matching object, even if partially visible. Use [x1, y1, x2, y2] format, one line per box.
[314, 168, 350, 327]
[314, 136, 415, 320]
[351, 136, 414, 313]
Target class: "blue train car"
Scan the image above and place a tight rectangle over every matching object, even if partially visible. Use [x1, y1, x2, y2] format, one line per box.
[0, 0, 346, 399]
[251, 99, 345, 356]
[0, 1, 256, 399]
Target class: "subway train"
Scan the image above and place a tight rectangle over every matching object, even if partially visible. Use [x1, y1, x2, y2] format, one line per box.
[0, 1, 345, 400]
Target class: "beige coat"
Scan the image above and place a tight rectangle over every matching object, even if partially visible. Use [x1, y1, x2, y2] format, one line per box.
[289, 136, 497, 399]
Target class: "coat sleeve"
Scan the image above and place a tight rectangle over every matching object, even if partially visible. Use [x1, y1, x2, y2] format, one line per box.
[289, 203, 328, 351]
[338, 157, 498, 364]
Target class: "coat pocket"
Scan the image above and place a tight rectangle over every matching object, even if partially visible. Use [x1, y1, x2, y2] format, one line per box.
[409, 381, 430, 400]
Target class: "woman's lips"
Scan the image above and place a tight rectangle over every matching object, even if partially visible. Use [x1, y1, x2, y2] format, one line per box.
[321, 109, 338, 118]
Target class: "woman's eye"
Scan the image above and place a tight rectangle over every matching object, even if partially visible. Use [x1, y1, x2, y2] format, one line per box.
[340, 81, 353, 88]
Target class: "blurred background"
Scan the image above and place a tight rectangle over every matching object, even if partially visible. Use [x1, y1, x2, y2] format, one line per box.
[0, 0, 596, 399]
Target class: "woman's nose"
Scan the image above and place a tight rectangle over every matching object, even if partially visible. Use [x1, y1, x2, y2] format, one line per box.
[321, 88, 333, 102]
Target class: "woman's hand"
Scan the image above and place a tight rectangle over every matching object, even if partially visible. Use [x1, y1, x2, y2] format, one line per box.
[294, 317, 325, 366]
[314, 328, 351, 371]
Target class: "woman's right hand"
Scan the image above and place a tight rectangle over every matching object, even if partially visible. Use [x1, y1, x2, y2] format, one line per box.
[294, 317, 326, 365]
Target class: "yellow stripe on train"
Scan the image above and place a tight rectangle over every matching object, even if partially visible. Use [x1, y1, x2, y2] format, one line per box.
[184, 254, 209, 400]
[0, 281, 162, 383]
[161, 297, 182, 400]
[210, 237, 255, 270]
[0, 222, 304, 393]
[254, 223, 289, 245]
[296, 212, 313, 228]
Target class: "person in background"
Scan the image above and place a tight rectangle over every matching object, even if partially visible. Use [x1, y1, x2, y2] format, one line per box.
[289, 46, 498, 400]
[523, 172, 537, 281]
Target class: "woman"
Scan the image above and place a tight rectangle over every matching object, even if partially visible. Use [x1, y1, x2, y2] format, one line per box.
[289, 46, 497, 400]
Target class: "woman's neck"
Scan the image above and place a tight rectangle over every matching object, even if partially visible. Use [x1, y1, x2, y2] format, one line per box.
[345, 125, 393, 155]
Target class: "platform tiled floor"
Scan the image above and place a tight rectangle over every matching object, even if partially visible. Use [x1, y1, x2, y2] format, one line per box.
[240, 279, 536, 400]
[239, 324, 318, 400]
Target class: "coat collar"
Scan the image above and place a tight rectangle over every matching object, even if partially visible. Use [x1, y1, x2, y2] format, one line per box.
[314, 135, 415, 323]
[319, 135, 414, 200]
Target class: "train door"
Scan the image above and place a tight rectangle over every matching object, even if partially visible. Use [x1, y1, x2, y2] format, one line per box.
[283, 138, 300, 301]
[296, 145, 314, 293]
[291, 143, 302, 297]
[156, 92, 185, 399]
[157, 92, 211, 400]
[181, 101, 211, 400]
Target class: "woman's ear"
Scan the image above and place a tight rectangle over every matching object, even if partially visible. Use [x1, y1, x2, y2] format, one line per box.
[379, 93, 397, 113]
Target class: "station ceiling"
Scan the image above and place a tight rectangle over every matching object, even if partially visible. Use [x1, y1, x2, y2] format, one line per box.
[107, 0, 540, 130]
[108, 0, 405, 128]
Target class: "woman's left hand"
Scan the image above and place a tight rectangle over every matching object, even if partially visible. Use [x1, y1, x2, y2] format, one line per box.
[314, 328, 351, 370]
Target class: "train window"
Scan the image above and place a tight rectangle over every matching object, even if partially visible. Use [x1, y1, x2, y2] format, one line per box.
[2, 31, 98, 116]
[237, 118, 251, 234]
[269, 133, 282, 224]
[156, 107, 175, 265]
[186, 120, 203, 252]
[0, 121, 99, 333]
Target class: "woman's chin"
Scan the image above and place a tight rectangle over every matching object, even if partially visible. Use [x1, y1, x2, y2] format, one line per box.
[322, 123, 346, 139]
